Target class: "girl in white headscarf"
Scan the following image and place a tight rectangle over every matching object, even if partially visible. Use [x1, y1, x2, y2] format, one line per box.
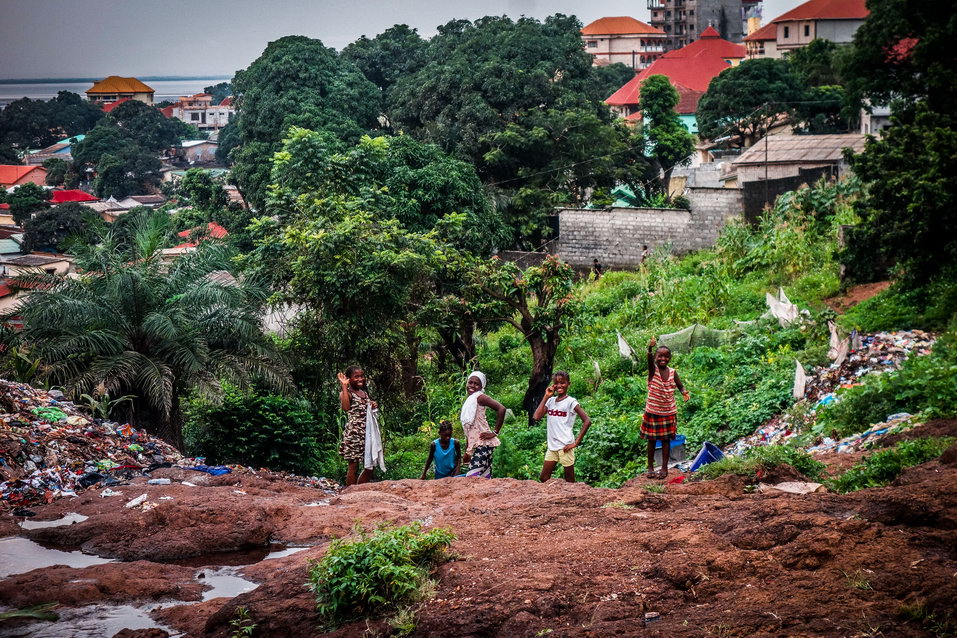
[460, 371, 507, 478]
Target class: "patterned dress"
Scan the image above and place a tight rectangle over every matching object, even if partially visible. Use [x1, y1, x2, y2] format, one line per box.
[339, 389, 368, 462]
[641, 365, 678, 440]
[462, 403, 500, 478]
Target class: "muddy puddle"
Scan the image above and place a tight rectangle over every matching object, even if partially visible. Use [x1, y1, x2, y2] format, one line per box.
[18, 512, 89, 530]
[0, 536, 112, 578]
[0, 539, 310, 636]
[0, 604, 181, 638]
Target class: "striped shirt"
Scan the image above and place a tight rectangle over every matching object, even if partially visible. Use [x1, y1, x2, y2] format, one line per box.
[646, 366, 677, 416]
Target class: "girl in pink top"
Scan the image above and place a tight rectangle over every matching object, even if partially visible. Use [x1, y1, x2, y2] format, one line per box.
[459, 371, 507, 478]
[641, 337, 690, 479]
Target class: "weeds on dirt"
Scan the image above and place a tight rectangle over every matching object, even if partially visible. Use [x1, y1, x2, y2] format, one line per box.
[307, 522, 455, 627]
[696, 444, 826, 481]
[829, 437, 956, 493]
[643, 484, 666, 493]
[897, 600, 957, 637]
[841, 570, 873, 590]
[228, 606, 256, 638]
[602, 500, 635, 508]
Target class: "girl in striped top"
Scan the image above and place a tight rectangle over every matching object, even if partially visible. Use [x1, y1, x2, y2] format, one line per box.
[641, 337, 690, 479]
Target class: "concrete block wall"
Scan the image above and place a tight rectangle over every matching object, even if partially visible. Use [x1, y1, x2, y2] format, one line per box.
[555, 187, 743, 269]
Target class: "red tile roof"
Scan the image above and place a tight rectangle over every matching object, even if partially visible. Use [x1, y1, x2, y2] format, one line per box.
[606, 30, 743, 111]
[220, 96, 234, 106]
[0, 203, 9, 210]
[743, 22, 778, 42]
[176, 222, 229, 240]
[102, 97, 132, 113]
[50, 190, 98, 204]
[699, 25, 720, 38]
[582, 16, 665, 36]
[0, 282, 12, 298]
[773, 0, 868, 22]
[0, 165, 45, 186]
[87, 76, 155, 94]
[160, 104, 175, 118]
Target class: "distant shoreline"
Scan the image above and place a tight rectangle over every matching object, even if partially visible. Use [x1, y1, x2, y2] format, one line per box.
[0, 75, 231, 85]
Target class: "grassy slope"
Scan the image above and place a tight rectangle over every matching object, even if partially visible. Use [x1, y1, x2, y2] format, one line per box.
[384, 181, 860, 487]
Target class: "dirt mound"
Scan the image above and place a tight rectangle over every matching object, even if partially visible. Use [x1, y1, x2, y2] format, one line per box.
[825, 280, 892, 313]
[2, 455, 955, 637]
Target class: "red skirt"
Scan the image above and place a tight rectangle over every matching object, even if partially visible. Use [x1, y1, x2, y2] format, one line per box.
[641, 412, 677, 440]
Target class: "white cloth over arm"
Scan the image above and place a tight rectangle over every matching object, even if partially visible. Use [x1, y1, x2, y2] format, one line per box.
[364, 405, 386, 472]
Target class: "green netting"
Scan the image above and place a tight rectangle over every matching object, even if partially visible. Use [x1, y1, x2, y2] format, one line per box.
[658, 323, 733, 353]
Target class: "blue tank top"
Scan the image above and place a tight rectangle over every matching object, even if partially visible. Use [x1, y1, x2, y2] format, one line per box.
[433, 438, 456, 478]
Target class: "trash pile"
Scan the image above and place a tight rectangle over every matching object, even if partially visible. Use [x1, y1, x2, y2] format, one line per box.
[0, 379, 338, 512]
[725, 330, 936, 456]
[806, 413, 916, 455]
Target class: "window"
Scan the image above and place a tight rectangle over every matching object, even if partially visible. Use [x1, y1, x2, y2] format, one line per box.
[804, 24, 810, 36]
[191, 113, 200, 121]
[586, 40, 598, 48]
[784, 26, 790, 38]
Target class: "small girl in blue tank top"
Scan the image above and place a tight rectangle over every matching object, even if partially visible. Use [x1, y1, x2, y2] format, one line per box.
[420, 421, 462, 479]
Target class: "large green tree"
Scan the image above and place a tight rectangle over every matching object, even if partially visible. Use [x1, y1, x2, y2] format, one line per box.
[0, 91, 103, 150]
[341, 25, 428, 98]
[639, 75, 695, 194]
[466, 255, 577, 422]
[696, 58, 805, 144]
[388, 15, 597, 161]
[229, 35, 381, 209]
[22, 202, 96, 253]
[6, 182, 51, 226]
[841, 0, 957, 287]
[13, 215, 289, 448]
[107, 99, 193, 152]
[385, 15, 646, 241]
[482, 106, 651, 239]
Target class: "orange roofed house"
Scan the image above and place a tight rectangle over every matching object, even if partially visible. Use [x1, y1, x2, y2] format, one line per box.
[85, 76, 155, 106]
[0, 165, 48, 189]
[605, 26, 745, 133]
[581, 17, 667, 70]
[745, 0, 869, 59]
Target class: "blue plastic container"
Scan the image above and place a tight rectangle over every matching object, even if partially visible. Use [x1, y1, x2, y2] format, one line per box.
[689, 441, 724, 472]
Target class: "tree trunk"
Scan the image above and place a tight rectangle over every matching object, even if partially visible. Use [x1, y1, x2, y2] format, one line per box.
[437, 317, 477, 372]
[522, 333, 559, 426]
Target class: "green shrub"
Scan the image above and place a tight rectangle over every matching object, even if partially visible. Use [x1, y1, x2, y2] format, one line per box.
[816, 332, 957, 438]
[183, 385, 333, 475]
[696, 444, 826, 481]
[307, 523, 455, 626]
[829, 437, 955, 493]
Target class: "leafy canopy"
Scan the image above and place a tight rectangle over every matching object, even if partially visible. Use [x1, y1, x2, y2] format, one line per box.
[639, 75, 695, 193]
[696, 58, 806, 143]
[229, 35, 381, 208]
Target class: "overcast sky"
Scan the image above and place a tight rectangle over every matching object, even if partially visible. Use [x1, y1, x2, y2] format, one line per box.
[0, 0, 805, 79]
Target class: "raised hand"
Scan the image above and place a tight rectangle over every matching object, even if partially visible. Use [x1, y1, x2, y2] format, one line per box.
[543, 384, 555, 398]
[337, 372, 349, 388]
[649, 337, 657, 348]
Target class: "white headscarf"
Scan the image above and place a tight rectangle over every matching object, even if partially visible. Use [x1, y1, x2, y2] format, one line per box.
[459, 371, 487, 426]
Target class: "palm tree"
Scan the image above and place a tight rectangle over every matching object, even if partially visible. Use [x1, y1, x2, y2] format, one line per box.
[10, 213, 290, 449]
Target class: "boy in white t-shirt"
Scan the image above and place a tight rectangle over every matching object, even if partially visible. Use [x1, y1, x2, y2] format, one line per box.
[532, 371, 592, 483]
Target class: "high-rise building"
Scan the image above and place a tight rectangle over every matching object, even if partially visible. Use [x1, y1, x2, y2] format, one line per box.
[647, 0, 761, 50]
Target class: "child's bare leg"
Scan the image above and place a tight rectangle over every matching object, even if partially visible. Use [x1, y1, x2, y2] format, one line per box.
[645, 441, 657, 477]
[345, 461, 359, 486]
[563, 464, 575, 483]
[540, 461, 558, 482]
[658, 440, 671, 478]
[357, 468, 374, 484]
